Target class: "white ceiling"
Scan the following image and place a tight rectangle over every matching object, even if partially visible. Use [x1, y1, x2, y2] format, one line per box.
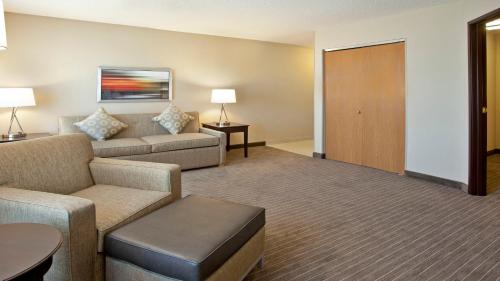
[4, 0, 454, 47]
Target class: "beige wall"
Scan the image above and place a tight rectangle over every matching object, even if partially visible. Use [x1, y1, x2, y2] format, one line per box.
[486, 31, 500, 151]
[497, 33, 500, 148]
[487, 31, 496, 151]
[0, 13, 314, 144]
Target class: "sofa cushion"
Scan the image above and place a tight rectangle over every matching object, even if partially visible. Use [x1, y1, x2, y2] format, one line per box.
[104, 195, 265, 281]
[71, 184, 173, 252]
[74, 107, 128, 141]
[153, 103, 195, 135]
[91, 138, 151, 158]
[141, 133, 219, 153]
[59, 112, 201, 139]
[0, 134, 95, 195]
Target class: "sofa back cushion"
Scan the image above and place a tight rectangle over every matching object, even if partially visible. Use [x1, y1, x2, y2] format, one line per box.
[0, 134, 95, 194]
[59, 112, 200, 139]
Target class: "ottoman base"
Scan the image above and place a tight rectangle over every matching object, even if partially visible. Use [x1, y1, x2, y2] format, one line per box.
[106, 227, 265, 281]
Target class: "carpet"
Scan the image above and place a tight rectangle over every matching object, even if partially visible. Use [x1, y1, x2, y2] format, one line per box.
[182, 147, 500, 281]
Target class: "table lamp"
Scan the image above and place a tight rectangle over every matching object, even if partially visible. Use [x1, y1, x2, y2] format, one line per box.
[0, 88, 36, 139]
[211, 89, 236, 126]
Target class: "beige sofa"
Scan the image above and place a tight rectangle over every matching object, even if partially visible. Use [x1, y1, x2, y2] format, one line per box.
[58, 112, 226, 170]
[0, 134, 181, 281]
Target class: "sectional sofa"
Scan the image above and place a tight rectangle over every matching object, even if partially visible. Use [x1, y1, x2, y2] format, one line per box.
[59, 112, 226, 170]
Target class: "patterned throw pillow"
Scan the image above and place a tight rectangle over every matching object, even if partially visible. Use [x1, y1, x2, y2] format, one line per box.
[153, 103, 194, 134]
[74, 107, 128, 141]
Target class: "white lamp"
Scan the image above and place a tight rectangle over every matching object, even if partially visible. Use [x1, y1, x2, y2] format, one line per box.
[0, 0, 7, 50]
[0, 88, 36, 139]
[211, 89, 236, 126]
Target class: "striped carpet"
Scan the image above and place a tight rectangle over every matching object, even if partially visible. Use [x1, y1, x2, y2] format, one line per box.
[182, 147, 500, 281]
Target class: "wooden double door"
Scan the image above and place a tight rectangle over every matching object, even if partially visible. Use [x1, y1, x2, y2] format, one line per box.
[324, 42, 405, 173]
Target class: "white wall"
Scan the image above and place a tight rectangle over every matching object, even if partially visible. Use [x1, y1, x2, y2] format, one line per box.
[0, 13, 314, 144]
[314, 0, 500, 184]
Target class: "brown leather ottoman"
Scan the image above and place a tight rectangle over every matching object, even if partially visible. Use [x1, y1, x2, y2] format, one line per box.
[104, 195, 265, 281]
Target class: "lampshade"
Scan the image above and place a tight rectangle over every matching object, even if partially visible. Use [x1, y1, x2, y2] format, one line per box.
[0, 0, 7, 50]
[0, 88, 36, 108]
[211, 89, 236, 104]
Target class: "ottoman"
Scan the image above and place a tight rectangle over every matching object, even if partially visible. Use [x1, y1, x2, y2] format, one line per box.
[104, 195, 265, 281]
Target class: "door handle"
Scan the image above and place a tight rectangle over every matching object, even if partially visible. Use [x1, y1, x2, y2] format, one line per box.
[482, 107, 487, 114]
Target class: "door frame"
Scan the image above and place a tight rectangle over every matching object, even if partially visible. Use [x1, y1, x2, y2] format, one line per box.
[322, 39, 407, 172]
[468, 7, 500, 196]
[323, 38, 406, 52]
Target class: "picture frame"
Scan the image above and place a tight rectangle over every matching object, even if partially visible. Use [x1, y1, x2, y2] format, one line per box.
[97, 66, 173, 103]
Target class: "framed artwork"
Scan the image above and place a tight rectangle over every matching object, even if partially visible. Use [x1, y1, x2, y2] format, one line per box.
[97, 66, 172, 102]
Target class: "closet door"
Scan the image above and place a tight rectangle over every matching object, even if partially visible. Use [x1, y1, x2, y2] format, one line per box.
[361, 42, 405, 173]
[324, 42, 405, 173]
[324, 48, 365, 165]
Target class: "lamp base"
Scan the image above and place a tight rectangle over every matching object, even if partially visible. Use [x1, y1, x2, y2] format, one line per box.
[2, 132, 27, 140]
[216, 121, 231, 127]
[3, 107, 28, 140]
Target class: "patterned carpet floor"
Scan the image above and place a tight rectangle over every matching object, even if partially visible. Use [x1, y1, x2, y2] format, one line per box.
[182, 147, 500, 281]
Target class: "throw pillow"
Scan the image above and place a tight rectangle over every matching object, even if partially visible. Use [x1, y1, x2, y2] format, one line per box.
[153, 103, 194, 134]
[74, 107, 128, 140]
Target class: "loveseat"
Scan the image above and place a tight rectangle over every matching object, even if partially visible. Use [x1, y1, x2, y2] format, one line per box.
[58, 112, 226, 170]
[0, 134, 181, 281]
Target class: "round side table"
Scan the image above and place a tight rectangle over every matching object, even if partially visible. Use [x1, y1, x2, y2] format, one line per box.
[0, 223, 63, 281]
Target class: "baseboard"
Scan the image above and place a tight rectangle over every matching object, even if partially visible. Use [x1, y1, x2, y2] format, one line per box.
[487, 149, 500, 156]
[405, 170, 468, 192]
[229, 141, 266, 149]
[313, 152, 326, 159]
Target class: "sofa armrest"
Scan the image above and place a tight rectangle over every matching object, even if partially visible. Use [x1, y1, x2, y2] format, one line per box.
[0, 187, 96, 281]
[199, 127, 227, 165]
[89, 158, 181, 199]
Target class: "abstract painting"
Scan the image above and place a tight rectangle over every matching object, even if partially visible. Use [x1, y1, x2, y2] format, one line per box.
[97, 67, 172, 102]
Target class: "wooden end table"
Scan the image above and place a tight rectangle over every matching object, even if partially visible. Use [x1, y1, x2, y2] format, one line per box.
[0, 223, 63, 281]
[202, 122, 249, 157]
[0, 133, 52, 144]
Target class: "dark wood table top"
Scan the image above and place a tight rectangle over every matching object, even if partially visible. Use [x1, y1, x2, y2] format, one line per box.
[0, 223, 63, 281]
[0, 133, 52, 143]
[202, 122, 249, 129]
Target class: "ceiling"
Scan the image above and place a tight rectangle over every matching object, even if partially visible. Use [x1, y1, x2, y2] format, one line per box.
[4, 0, 454, 47]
